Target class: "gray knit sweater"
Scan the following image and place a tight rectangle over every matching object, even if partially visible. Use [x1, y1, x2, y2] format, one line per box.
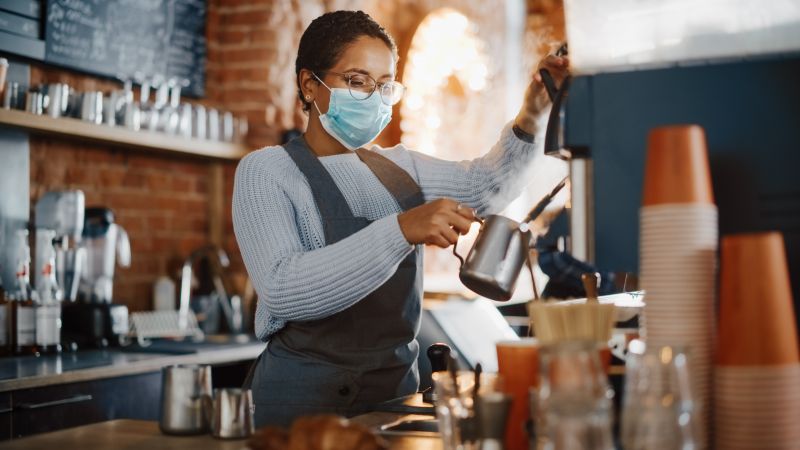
[233, 122, 538, 340]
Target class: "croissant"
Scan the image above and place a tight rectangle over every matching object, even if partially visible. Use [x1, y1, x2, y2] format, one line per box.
[249, 426, 289, 450]
[248, 415, 389, 450]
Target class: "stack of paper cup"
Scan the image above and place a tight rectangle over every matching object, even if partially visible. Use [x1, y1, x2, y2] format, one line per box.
[715, 232, 800, 450]
[639, 125, 717, 449]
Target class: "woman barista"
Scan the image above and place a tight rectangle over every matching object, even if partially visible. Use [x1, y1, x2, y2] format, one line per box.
[233, 10, 569, 427]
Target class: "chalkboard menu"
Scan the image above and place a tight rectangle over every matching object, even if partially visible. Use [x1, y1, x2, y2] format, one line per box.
[44, 0, 206, 97]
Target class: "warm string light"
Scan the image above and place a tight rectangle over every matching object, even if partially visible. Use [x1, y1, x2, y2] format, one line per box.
[399, 9, 495, 291]
[400, 8, 489, 157]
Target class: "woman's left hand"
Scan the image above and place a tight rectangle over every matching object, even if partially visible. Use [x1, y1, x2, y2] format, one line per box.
[513, 54, 570, 136]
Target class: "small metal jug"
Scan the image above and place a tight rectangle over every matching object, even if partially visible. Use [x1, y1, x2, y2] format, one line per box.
[453, 215, 533, 301]
[452, 177, 567, 301]
[211, 388, 255, 439]
[159, 364, 213, 435]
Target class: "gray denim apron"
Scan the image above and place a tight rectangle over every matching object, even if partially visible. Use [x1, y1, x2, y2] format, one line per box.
[246, 136, 425, 427]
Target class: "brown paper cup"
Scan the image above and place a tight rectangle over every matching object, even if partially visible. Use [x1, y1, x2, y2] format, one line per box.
[718, 231, 799, 365]
[643, 125, 714, 206]
[496, 338, 539, 450]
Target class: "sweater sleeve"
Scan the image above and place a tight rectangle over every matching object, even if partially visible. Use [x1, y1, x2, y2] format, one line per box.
[232, 154, 414, 324]
[394, 122, 540, 216]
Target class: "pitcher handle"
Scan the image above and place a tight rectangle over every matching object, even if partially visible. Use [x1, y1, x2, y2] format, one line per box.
[525, 249, 540, 301]
[452, 236, 465, 268]
[452, 216, 483, 267]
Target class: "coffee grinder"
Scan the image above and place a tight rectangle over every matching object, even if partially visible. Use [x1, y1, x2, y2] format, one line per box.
[34, 190, 86, 353]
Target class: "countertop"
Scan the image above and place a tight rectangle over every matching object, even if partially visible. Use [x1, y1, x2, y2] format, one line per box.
[0, 336, 266, 392]
[0, 419, 443, 450]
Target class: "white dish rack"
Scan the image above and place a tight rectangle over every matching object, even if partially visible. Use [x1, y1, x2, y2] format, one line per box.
[128, 310, 204, 346]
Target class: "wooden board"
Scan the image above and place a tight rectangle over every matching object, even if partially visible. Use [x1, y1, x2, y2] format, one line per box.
[0, 108, 247, 160]
[0, 419, 443, 450]
[0, 420, 246, 450]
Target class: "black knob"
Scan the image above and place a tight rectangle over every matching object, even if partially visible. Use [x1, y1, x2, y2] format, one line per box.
[427, 343, 451, 373]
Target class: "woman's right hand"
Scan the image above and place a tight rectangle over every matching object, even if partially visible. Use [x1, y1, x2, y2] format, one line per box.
[397, 198, 476, 248]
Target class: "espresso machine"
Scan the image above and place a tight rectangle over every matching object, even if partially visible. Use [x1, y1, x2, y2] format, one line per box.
[62, 207, 131, 348]
[539, 44, 596, 264]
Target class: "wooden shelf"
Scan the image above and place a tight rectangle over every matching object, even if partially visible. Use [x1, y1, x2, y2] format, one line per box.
[0, 108, 248, 160]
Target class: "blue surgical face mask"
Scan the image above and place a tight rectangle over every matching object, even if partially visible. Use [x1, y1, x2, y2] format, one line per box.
[313, 75, 392, 151]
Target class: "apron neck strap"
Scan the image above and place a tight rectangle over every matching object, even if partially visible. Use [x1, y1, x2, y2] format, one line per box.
[282, 136, 356, 220]
[355, 148, 425, 211]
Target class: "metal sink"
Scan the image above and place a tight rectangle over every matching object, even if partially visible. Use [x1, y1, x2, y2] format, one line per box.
[379, 419, 439, 437]
[121, 334, 257, 354]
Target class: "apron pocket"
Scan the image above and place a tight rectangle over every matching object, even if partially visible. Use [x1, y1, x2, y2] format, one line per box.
[253, 346, 361, 408]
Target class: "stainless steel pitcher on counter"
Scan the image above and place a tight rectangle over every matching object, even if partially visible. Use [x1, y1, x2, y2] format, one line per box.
[453, 178, 567, 301]
[159, 364, 213, 435]
[211, 388, 254, 439]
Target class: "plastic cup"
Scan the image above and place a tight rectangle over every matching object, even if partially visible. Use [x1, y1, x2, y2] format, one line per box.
[496, 338, 539, 450]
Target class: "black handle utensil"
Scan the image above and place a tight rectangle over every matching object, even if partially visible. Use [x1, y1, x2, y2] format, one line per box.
[523, 176, 569, 224]
[538, 43, 572, 158]
[427, 342, 451, 373]
[448, 353, 459, 393]
[423, 343, 452, 404]
[539, 43, 569, 102]
[472, 362, 482, 402]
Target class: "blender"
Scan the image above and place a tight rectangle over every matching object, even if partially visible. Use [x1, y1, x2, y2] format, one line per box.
[63, 207, 131, 348]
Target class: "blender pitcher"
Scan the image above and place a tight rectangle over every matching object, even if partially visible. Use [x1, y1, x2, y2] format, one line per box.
[80, 208, 131, 303]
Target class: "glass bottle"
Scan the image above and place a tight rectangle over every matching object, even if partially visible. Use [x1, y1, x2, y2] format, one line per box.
[12, 230, 38, 356]
[536, 341, 615, 450]
[34, 230, 61, 354]
[0, 276, 9, 357]
[620, 340, 697, 450]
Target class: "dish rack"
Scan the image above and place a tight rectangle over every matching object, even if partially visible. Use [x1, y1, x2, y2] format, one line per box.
[128, 310, 204, 346]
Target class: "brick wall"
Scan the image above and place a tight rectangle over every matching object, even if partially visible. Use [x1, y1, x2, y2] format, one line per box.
[206, 0, 325, 145]
[26, 0, 318, 313]
[26, 0, 254, 312]
[526, 0, 566, 64]
[29, 135, 218, 311]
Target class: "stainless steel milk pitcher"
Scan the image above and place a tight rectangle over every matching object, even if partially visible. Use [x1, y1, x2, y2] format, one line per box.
[453, 215, 533, 301]
[452, 177, 567, 301]
[159, 364, 213, 435]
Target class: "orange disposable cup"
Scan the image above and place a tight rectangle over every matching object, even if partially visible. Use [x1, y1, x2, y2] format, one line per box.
[598, 345, 612, 374]
[643, 125, 714, 206]
[496, 338, 539, 450]
[718, 231, 799, 365]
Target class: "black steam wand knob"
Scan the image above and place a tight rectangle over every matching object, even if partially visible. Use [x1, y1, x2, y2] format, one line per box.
[423, 343, 452, 404]
[428, 343, 451, 373]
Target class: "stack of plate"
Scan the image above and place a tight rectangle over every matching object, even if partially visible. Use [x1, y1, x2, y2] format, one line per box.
[639, 125, 718, 449]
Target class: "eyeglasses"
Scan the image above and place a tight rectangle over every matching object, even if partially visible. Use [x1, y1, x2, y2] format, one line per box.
[318, 71, 406, 106]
